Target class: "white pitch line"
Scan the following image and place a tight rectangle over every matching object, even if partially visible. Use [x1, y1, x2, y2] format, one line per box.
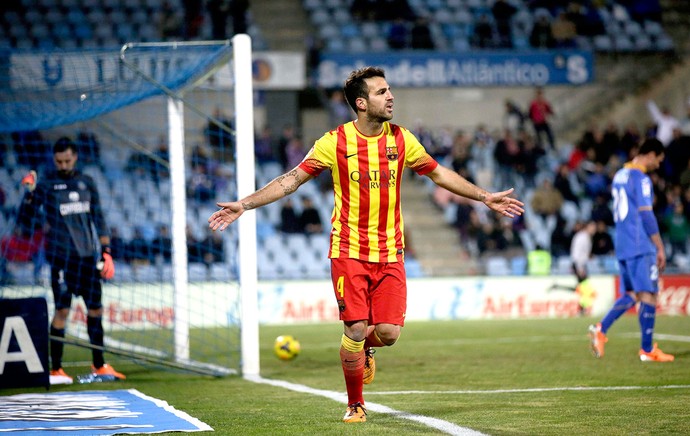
[365, 385, 690, 396]
[619, 332, 690, 343]
[244, 375, 487, 436]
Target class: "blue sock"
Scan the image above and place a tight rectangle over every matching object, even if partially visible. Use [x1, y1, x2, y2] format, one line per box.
[638, 302, 656, 353]
[601, 293, 636, 333]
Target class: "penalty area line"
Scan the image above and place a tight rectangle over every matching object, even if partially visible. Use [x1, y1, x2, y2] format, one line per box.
[365, 384, 690, 396]
[244, 375, 486, 436]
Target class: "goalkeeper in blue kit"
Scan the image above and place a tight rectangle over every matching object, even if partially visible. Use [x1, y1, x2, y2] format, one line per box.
[18, 137, 126, 384]
[588, 138, 673, 362]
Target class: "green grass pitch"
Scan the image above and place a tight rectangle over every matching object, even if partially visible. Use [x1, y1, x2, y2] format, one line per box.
[6, 315, 690, 435]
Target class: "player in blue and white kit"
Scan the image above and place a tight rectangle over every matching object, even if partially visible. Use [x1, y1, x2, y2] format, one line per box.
[588, 138, 674, 362]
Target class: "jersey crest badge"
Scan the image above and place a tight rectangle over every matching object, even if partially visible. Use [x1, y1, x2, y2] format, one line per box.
[386, 146, 398, 161]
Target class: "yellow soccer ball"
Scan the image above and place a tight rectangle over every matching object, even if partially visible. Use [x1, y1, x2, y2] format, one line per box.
[274, 335, 301, 361]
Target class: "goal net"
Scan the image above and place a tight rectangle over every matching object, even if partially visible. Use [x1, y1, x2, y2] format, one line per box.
[0, 36, 257, 377]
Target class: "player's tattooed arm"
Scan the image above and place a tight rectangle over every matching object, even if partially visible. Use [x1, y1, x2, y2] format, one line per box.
[276, 169, 303, 195]
[241, 200, 256, 210]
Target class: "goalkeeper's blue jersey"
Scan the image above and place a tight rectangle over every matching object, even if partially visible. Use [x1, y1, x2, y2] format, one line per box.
[611, 163, 656, 260]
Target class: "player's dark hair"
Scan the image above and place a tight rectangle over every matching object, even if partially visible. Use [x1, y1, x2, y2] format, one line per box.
[53, 137, 78, 155]
[638, 138, 664, 156]
[343, 66, 386, 113]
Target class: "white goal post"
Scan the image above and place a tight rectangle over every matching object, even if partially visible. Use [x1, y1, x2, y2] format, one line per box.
[120, 35, 258, 376]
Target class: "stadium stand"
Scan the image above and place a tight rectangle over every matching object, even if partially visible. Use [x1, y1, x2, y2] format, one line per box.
[302, 0, 674, 53]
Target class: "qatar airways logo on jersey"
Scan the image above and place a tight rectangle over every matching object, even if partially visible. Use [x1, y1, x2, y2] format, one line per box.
[350, 169, 397, 189]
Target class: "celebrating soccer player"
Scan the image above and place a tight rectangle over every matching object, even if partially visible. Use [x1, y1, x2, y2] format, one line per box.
[589, 138, 674, 362]
[209, 66, 524, 422]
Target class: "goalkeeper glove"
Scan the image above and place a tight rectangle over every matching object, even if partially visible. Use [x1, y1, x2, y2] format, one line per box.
[97, 246, 115, 280]
[21, 170, 37, 192]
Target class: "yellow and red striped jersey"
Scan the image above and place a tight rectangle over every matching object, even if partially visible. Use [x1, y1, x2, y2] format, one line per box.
[298, 121, 438, 262]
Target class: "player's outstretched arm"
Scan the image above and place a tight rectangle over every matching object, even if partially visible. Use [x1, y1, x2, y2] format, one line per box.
[209, 166, 313, 231]
[427, 165, 524, 218]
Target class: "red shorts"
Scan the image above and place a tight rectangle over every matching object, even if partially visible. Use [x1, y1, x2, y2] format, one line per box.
[330, 258, 407, 326]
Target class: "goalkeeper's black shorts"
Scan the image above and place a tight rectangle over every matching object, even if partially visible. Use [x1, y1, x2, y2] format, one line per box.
[51, 255, 103, 311]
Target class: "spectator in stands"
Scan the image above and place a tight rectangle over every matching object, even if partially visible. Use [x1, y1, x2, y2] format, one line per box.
[664, 127, 690, 184]
[554, 162, 581, 206]
[127, 227, 154, 266]
[200, 229, 225, 266]
[285, 135, 306, 171]
[125, 148, 156, 180]
[550, 212, 572, 257]
[387, 17, 409, 49]
[0, 135, 8, 165]
[190, 143, 212, 171]
[619, 121, 642, 160]
[188, 163, 216, 203]
[491, 0, 517, 48]
[531, 178, 563, 218]
[76, 129, 101, 166]
[152, 136, 170, 182]
[279, 198, 301, 234]
[527, 244, 552, 275]
[231, 0, 249, 35]
[183, 0, 204, 38]
[109, 227, 127, 262]
[582, 162, 610, 199]
[529, 14, 556, 49]
[0, 185, 8, 219]
[664, 200, 690, 262]
[205, 107, 235, 162]
[679, 100, 690, 135]
[493, 128, 522, 189]
[208, 0, 230, 39]
[472, 14, 495, 48]
[591, 219, 614, 256]
[476, 217, 508, 257]
[327, 89, 353, 127]
[450, 134, 472, 173]
[158, 1, 183, 39]
[516, 130, 544, 190]
[410, 16, 435, 50]
[152, 224, 173, 264]
[254, 126, 277, 164]
[680, 158, 690, 191]
[565, 1, 605, 37]
[299, 196, 323, 235]
[646, 100, 679, 146]
[625, 0, 662, 24]
[277, 124, 297, 170]
[306, 36, 324, 87]
[12, 130, 51, 170]
[528, 87, 556, 150]
[350, 0, 379, 22]
[600, 122, 621, 165]
[503, 99, 526, 133]
[186, 225, 204, 263]
[0, 226, 45, 285]
[551, 11, 577, 48]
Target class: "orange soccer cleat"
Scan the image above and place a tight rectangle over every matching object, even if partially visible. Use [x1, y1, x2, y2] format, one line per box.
[92, 363, 127, 380]
[343, 402, 367, 423]
[588, 323, 607, 358]
[49, 368, 74, 385]
[639, 343, 675, 362]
